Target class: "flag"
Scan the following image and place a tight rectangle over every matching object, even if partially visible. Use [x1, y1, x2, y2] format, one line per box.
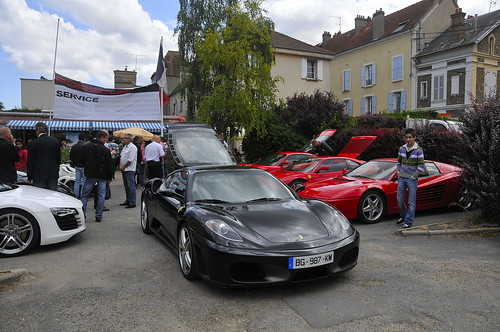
[154, 41, 167, 89]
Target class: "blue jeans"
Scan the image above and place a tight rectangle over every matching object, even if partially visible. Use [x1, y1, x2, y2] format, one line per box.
[74, 166, 85, 198]
[80, 178, 106, 219]
[136, 163, 145, 187]
[397, 177, 418, 224]
[122, 171, 136, 206]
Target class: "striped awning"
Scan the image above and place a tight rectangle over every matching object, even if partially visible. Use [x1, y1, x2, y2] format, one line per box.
[6, 120, 90, 130]
[92, 121, 168, 132]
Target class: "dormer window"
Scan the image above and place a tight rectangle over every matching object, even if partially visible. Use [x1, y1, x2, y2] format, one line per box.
[489, 36, 495, 56]
[392, 20, 410, 34]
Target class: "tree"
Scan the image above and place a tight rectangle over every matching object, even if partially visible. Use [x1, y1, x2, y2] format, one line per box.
[0, 101, 4, 111]
[176, 0, 278, 137]
[176, 0, 231, 120]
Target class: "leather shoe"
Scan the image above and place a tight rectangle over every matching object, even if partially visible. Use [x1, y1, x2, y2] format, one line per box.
[96, 217, 101, 222]
[103, 207, 110, 212]
[119, 202, 130, 206]
[125, 205, 136, 208]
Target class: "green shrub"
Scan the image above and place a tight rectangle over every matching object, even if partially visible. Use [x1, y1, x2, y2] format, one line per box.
[456, 97, 500, 222]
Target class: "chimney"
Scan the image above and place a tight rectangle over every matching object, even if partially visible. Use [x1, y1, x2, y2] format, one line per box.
[372, 8, 385, 40]
[355, 15, 369, 34]
[450, 8, 466, 43]
[322, 31, 332, 46]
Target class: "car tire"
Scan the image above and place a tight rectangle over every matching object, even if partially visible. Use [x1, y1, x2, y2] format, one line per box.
[140, 196, 152, 234]
[456, 186, 474, 211]
[65, 180, 75, 189]
[289, 179, 306, 192]
[0, 208, 40, 257]
[178, 224, 198, 280]
[357, 190, 386, 224]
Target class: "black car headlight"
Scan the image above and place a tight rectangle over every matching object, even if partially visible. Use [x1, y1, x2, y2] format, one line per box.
[50, 208, 79, 217]
[205, 219, 243, 242]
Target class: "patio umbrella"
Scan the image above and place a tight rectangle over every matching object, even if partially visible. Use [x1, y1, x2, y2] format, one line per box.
[113, 126, 154, 141]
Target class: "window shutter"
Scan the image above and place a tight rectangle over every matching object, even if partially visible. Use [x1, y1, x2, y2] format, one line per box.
[348, 99, 353, 116]
[361, 67, 365, 87]
[361, 97, 365, 115]
[401, 91, 406, 110]
[372, 95, 376, 114]
[317, 60, 323, 80]
[342, 71, 345, 91]
[372, 63, 377, 85]
[388, 93, 393, 113]
[301, 58, 307, 79]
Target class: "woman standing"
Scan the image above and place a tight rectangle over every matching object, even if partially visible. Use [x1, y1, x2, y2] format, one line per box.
[15, 139, 28, 171]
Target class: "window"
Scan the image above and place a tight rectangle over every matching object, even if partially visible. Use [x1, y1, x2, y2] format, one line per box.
[392, 55, 403, 81]
[307, 60, 315, 79]
[361, 96, 376, 114]
[451, 75, 459, 95]
[301, 58, 323, 80]
[342, 99, 353, 116]
[485, 71, 497, 98]
[342, 69, 351, 91]
[388, 91, 406, 113]
[361, 63, 376, 87]
[433, 75, 444, 100]
[420, 81, 428, 99]
[392, 20, 410, 34]
[489, 36, 495, 56]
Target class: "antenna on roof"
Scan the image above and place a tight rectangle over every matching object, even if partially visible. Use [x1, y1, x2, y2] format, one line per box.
[329, 16, 342, 33]
[490, 0, 497, 12]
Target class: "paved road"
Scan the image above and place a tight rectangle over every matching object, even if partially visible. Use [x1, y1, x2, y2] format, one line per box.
[1, 176, 499, 331]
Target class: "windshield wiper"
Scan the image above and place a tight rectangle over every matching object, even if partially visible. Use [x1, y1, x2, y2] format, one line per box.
[245, 197, 280, 203]
[349, 175, 371, 179]
[194, 199, 228, 204]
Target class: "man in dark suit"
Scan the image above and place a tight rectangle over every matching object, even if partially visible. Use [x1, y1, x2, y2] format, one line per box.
[27, 122, 61, 190]
[0, 126, 20, 184]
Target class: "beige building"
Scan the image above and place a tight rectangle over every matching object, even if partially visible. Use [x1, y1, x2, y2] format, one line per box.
[271, 31, 334, 101]
[321, 0, 458, 116]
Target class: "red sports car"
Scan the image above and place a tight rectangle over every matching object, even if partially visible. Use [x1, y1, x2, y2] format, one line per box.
[297, 159, 472, 224]
[270, 156, 365, 190]
[239, 152, 314, 172]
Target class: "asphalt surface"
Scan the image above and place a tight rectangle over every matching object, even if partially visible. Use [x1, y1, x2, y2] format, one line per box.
[1, 173, 499, 331]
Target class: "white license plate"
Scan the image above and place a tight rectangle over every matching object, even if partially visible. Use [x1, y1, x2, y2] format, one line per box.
[288, 251, 334, 269]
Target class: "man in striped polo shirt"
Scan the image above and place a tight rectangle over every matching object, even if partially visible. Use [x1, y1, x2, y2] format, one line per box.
[396, 128, 425, 228]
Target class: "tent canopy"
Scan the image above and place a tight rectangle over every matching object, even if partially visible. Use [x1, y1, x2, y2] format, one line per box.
[113, 126, 154, 141]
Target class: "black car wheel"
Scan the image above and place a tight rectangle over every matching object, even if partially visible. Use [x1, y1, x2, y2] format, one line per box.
[289, 179, 306, 191]
[140, 197, 152, 234]
[178, 225, 198, 280]
[456, 186, 474, 211]
[0, 209, 40, 257]
[357, 190, 386, 224]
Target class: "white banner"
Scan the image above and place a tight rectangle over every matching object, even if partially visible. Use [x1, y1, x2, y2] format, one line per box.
[53, 73, 161, 121]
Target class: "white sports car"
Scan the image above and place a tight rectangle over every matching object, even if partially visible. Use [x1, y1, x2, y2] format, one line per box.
[0, 183, 86, 257]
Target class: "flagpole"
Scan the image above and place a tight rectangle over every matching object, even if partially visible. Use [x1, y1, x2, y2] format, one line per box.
[159, 37, 164, 137]
[49, 18, 60, 136]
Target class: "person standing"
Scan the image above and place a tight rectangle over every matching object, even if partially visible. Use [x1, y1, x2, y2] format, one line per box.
[70, 133, 87, 198]
[119, 133, 137, 208]
[133, 136, 146, 187]
[26, 122, 61, 190]
[311, 139, 333, 156]
[0, 126, 20, 184]
[80, 130, 113, 222]
[396, 128, 425, 229]
[144, 135, 165, 179]
[15, 139, 28, 172]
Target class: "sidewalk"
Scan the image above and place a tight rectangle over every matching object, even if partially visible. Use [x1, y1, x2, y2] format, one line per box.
[396, 218, 500, 236]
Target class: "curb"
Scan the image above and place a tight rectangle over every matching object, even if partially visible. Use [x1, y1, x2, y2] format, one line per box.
[396, 226, 500, 237]
[0, 269, 28, 286]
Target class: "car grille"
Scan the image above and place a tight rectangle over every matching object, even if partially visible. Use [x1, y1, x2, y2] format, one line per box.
[54, 213, 83, 231]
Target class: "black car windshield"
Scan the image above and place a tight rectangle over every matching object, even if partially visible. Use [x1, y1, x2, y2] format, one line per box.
[347, 160, 397, 180]
[284, 158, 321, 173]
[172, 130, 234, 166]
[253, 153, 285, 165]
[190, 170, 295, 203]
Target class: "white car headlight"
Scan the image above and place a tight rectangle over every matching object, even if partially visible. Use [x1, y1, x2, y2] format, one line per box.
[331, 208, 351, 231]
[50, 208, 78, 217]
[205, 219, 243, 242]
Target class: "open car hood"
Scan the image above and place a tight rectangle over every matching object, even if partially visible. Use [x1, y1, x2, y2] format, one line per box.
[337, 136, 376, 159]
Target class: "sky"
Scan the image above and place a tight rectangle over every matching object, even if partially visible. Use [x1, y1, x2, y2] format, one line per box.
[0, 0, 495, 110]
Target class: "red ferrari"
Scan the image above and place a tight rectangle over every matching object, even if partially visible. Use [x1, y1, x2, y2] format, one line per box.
[239, 152, 314, 172]
[270, 156, 365, 190]
[297, 159, 472, 224]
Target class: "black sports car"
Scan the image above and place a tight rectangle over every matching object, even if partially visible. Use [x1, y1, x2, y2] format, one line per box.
[141, 166, 359, 286]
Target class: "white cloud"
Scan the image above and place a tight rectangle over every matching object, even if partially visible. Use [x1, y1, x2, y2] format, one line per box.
[0, 0, 176, 88]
